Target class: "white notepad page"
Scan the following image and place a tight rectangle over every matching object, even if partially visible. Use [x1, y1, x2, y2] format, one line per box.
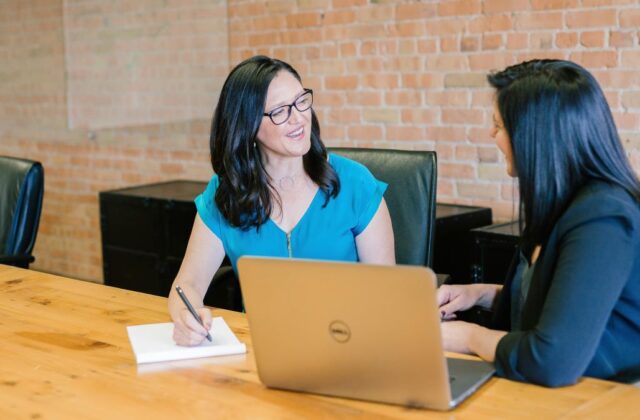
[127, 317, 246, 364]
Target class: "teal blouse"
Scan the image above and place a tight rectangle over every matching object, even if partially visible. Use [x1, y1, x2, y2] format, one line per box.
[195, 154, 387, 272]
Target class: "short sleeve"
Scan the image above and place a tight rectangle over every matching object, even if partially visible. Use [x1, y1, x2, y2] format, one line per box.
[194, 176, 224, 239]
[339, 158, 387, 236]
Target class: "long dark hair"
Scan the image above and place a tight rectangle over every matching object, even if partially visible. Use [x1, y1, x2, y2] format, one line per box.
[488, 59, 640, 257]
[210, 55, 339, 230]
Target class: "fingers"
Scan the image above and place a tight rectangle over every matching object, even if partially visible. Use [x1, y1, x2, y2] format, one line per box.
[198, 307, 213, 331]
[172, 308, 210, 346]
[436, 285, 452, 307]
[173, 324, 206, 346]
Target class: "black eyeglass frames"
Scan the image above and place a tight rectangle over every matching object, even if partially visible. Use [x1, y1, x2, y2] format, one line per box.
[263, 89, 313, 125]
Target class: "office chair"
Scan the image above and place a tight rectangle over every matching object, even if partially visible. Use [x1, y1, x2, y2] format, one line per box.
[329, 147, 438, 267]
[0, 156, 44, 269]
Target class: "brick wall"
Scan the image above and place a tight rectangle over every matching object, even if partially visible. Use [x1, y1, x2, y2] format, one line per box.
[1, 0, 639, 282]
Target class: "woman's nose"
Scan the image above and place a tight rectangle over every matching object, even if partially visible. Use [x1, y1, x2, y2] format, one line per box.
[288, 106, 304, 124]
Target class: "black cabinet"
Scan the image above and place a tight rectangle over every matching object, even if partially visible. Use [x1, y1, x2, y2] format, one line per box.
[470, 221, 520, 284]
[100, 180, 205, 298]
[433, 203, 492, 284]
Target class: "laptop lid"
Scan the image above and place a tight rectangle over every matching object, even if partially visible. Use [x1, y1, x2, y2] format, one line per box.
[238, 257, 492, 410]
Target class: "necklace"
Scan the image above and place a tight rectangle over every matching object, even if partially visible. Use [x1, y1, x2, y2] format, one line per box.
[278, 175, 296, 190]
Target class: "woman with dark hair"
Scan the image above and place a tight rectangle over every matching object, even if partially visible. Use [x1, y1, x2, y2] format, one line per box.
[437, 59, 640, 386]
[169, 56, 394, 346]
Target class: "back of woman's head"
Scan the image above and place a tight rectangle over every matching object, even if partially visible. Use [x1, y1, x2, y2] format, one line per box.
[209, 55, 337, 229]
[488, 59, 640, 251]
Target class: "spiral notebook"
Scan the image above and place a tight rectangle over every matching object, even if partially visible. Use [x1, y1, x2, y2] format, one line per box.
[127, 317, 246, 364]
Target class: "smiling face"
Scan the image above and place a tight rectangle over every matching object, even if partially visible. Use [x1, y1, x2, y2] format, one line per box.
[255, 70, 312, 165]
[491, 101, 516, 177]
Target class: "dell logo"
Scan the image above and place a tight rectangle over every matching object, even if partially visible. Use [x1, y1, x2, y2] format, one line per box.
[328, 320, 351, 343]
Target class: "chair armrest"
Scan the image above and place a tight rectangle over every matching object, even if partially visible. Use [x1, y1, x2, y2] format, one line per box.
[0, 254, 35, 268]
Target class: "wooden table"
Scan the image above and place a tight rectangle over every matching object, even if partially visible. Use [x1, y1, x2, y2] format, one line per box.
[2, 265, 639, 419]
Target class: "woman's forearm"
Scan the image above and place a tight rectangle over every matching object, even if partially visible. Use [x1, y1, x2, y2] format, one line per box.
[469, 325, 508, 362]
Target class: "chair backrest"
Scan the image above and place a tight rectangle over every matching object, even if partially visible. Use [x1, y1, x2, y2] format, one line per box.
[329, 148, 437, 267]
[0, 156, 44, 257]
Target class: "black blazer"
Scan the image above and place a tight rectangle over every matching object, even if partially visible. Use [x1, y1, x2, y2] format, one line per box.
[493, 181, 640, 386]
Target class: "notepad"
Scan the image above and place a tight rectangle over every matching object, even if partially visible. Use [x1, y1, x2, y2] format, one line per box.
[127, 317, 246, 364]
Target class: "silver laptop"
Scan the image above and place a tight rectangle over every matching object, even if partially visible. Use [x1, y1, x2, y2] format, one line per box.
[237, 257, 495, 411]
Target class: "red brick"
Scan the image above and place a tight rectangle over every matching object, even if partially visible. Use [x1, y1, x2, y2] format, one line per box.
[332, 0, 367, 8]
[401, 109, 438, 124]
[285, 12, 321, 28]
[461, 36, 480, 52]
[580, 31, 605, 48]
[609, 31, 634, 48]
[468, 15, 513, 33]
[457, 182, 499, 198]
[620, 9, 640, 27]
[570, 51, 618, 68]
[555, 32, 579, 48]
[532, 0, 579, 9]
[355, 5, 394, 22]
[440, 36, 458, 53]
[322, 10, 355, 25]
[396, 3, 437, 20]
[394, 21, 426, 37]
[516, 12, 563, 30]
[482, 34, 503, 50]
[566, 9, 617, 28]
[530, 33, 554, 49]
[347, 125, 383, 141]
[455, 145, 478, 161]
[507, 33, 528, 50]
[425, 19, 465, 36]
[441, 163, 476, 179]
[426, 91, 469, 107]
[347, 92, 383, 106]
[402, 74, 437, 89]
[384, 91, 422, 107]
[362, 74, 399, 89]
[417, 39, 438, 54]
[438, 0, 481, 16]
[443, 109, 485, 125]
[469, 53, 515, 71]
[426, 126, 467, 142]
[387, 126, 425, 142]
[483, 0, 530, 13]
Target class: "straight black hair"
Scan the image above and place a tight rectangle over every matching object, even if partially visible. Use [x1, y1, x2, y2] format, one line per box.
[210, 55, 339, 230]
[488, 59, 640, 257]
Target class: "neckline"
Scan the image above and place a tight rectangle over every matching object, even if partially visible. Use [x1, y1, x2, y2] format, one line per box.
[268, 186, 321, 235]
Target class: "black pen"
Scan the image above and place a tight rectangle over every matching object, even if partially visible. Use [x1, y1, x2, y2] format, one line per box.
[175, 286, 212, 342]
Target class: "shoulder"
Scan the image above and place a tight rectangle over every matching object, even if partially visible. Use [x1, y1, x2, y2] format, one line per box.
[328, 153, 376, 181]
[201, 174, 221, 197]
[558, 181, 640, 235]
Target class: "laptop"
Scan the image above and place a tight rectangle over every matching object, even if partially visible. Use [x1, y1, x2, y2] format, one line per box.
[236, 257, 495, 411]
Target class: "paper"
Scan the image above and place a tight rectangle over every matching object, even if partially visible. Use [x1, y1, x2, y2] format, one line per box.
[127, 317, 246, 364]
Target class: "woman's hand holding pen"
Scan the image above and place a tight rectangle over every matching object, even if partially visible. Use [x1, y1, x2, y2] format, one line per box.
[173, 306, 212, 346]
[169, 286, 213, 347]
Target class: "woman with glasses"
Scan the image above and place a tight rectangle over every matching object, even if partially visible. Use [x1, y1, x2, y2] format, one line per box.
[169, 56, 395, 346]
[437, 59, 640, 386]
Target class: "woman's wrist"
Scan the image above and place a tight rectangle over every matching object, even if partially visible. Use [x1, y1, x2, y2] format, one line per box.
[476, 284, 502, 310]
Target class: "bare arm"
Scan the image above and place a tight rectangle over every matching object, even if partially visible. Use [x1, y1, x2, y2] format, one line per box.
[168, 213, 226, 345]
[355, 198, 395, 265]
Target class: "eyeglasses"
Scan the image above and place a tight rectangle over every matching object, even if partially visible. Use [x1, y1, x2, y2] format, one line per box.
[263, 89, 313, 125]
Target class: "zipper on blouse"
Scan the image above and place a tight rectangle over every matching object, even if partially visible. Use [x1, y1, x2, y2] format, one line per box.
[286, 232, 292, 258]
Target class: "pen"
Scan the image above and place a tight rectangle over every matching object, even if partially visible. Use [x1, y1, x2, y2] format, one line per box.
[175, 286, 212, 342]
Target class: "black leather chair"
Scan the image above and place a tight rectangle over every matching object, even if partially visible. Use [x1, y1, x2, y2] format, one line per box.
[0, 156, 44, 269]
[329, 148, 437, 267]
